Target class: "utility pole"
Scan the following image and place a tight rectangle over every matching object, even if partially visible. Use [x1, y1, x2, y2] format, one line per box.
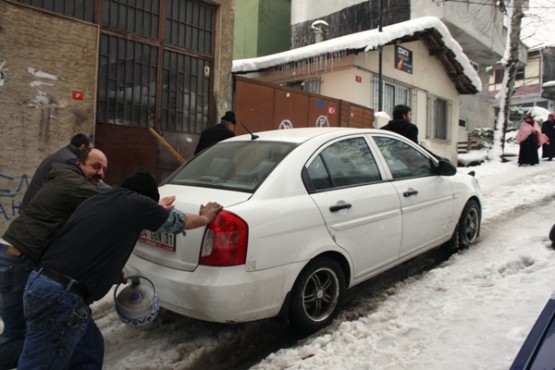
[492, 0, 525, 161]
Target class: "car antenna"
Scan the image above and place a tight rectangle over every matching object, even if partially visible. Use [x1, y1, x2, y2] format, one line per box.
[240, 122, 259, 140]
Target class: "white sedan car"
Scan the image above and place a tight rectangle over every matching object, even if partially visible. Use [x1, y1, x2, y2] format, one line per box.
[125, 127, 481, 332]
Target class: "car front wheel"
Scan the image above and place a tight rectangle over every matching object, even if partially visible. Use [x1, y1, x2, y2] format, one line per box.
[290, 257, 345, 333]
[457, 199, 481, 249]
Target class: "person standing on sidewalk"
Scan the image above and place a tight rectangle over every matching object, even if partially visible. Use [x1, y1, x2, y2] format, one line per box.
[541, 113, 555, 161]
[516, 114, 548, 166]
[194, 111, 236, 154]
[381, 105, 419, 143]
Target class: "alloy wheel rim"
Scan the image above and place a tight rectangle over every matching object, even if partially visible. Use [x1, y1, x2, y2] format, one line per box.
[465, 208, 479, 242]
[302, 267, 340, 322]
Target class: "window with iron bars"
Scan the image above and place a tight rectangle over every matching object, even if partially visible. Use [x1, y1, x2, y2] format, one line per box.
[101, 0, 160, 39]
[19, 0, 95, 22]
[372, 77, 411, 118]
[428, 94, 452, 142]
[97, 35, 159, 127]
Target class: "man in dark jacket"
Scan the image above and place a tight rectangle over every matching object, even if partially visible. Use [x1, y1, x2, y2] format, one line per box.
[0, 147, 107, 369]
[19, 133, 93, 212]
[194, 111, 236, 154]
[381, 105, 419, 143]
[17, 172, 222, 369]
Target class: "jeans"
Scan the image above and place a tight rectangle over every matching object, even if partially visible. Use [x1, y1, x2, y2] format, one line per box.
[17, 270, 103, 370]
[0, 242, 32, 370]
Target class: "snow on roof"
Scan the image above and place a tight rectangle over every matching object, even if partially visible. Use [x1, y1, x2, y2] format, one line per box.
[529, 106, 552, 122]
[232, 17, 482, 93]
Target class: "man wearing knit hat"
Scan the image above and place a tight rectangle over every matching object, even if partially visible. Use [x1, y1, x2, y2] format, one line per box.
[17, 172, 222, 369]
[194, 110, 236, 154]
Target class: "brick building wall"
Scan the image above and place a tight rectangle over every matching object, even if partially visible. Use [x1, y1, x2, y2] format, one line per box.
[0, 1, 98, 233]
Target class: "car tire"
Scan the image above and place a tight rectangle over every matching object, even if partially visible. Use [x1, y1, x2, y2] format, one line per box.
[456, 199, 481, 249]
[289, 257, 345, 333]
[549, 223, 555, 242]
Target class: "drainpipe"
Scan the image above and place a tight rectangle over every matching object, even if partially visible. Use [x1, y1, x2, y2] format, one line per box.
[378, 0, 384, 112]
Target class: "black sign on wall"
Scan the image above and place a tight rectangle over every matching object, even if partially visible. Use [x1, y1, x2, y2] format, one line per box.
[395, 45, 413, 74]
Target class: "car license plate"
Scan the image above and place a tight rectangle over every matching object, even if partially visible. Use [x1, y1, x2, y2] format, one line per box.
[138, 230, 176, 252]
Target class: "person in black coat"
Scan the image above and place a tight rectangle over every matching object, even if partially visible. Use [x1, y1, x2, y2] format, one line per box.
[541, 113, 555, 161]
[194, 111, 236, 154]
[381, 105, 419, 143]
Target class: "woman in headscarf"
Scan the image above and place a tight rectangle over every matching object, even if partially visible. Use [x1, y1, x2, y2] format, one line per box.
[516, 114, 548, 166]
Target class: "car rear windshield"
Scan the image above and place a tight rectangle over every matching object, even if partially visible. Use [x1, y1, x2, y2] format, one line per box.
[167, 141, 296, 192]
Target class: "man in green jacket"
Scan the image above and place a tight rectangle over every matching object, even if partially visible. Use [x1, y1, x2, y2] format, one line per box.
[19, 133, 93, 212]
[0, 147, 108, 370]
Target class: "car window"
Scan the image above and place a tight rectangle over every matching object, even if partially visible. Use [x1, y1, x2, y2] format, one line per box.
[373, 136, 433, 179]
[306, 137, 381, 191]
[167, 141, 296, 192]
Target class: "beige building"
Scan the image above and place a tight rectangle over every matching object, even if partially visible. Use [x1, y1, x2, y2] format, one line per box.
[287, 0, 525, 144]
[233, 17, 480, 163]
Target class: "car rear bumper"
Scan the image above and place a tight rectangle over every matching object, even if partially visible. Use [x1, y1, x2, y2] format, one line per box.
[124, 253, 305, 323]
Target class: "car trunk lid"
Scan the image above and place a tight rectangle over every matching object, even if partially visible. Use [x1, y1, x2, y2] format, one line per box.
[132, 184, 251, 272]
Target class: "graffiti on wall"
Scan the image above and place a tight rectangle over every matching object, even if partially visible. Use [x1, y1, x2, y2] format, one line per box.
[278, 115, 331, 130]
[25, 67, 69, 139]
[0, 172, 28, 223]
[279, 119, 294, 129]
[316, 115, 330, 127]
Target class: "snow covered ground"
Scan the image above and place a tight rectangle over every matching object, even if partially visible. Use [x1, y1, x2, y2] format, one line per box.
[3, 141, 555, 370]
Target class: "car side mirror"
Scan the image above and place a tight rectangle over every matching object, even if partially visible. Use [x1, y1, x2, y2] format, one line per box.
[435, 158, 457, 176]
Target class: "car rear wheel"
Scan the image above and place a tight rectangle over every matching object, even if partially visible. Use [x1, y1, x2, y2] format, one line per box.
[457, 199, 481, 249]
[290, 257, 345, 333]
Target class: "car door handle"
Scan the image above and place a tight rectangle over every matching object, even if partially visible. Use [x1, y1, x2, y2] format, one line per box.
[403, 189, 418, 197]
[329, 203, 352, 212]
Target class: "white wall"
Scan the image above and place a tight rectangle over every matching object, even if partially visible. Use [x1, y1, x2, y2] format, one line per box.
[321, 67, 373, 107]
[411, 0, 506, 59]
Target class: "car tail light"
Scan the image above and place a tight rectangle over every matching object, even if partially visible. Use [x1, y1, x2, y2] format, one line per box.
[199, 211, 248, 266]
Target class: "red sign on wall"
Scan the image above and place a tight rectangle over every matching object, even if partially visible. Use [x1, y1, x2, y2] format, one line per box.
[72, 91, 84, 100]
[355, 76, 362, 83]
